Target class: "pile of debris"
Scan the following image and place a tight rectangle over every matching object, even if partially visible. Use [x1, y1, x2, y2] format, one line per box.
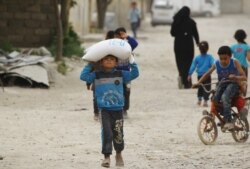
[0, 47, 54, 89]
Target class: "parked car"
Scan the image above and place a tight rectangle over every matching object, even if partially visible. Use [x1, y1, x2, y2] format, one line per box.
[151, 0, 177, 26]
[151, 0, 221, 26]
[175, 0, 220, 17]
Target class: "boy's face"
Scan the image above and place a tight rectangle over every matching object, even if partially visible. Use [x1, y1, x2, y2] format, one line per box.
[219, 54, 231, 67]
[114, 31, 126, 39]
[101, 55, 118, 70]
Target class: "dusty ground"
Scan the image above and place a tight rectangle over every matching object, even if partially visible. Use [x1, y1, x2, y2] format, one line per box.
[1, 14, 250, 169]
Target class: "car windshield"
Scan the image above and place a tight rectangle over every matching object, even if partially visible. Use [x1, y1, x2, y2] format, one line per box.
[154, 0, 173, 9]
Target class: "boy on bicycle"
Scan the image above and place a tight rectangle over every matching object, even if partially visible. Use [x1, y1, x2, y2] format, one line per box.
[193, 46, 246, 130]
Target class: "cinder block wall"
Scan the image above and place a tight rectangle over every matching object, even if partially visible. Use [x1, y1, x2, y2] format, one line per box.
[0, 0, 56, 48]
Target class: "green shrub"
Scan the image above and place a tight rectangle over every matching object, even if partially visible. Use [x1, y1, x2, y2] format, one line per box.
[57, 60, 68, 75]
[49, 25, 84, 58]
[0, 41, 14, 53]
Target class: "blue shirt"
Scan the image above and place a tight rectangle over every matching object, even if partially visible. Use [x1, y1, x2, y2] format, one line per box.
[215, 59, 239, 81]
[80, 63, 139, 110]
[129, 8, 140, 23]
[188, 54, 215, 76]
[231, 43, 250, 68]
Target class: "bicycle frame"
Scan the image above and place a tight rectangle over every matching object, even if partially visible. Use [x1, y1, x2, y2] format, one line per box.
[199, 80, 247, 125]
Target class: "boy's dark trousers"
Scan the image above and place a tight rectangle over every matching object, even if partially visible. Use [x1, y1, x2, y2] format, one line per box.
[101, 109, 124, 155]
[213, 82, 239, 122]
[93, 93, 98, 115]
[197, 75, 211, 101]
[123, 84, 130, 112]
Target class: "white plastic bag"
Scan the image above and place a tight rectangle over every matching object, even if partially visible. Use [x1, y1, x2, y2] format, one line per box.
[82, 38, 132, 62]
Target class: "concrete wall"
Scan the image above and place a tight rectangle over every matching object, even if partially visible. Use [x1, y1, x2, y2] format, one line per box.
[69, 0, 150, 36]
[220, 0, 242, 14]
[69, 0, 90, 37]
[242, 0, 250, 14]
[0, 0, 56, 48]
[108, 0, 147, 31]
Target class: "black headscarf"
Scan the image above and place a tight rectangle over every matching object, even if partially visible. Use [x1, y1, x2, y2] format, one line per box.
[173, 6, 190, 25]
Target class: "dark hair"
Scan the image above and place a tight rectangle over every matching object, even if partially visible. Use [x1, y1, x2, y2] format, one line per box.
[102, 55, 118, 62]
[198, 41, 209, 54]
[217, 46, 232, 57]
[114, 27, 126, 35]
[105, 30, 115, 40]
[234, 29, 247, 44]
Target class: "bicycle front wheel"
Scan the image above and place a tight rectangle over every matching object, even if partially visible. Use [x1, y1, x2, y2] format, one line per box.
[197, 115, 218, 145]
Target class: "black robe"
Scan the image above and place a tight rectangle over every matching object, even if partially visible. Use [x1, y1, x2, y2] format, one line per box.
[170, 6, 199, 88]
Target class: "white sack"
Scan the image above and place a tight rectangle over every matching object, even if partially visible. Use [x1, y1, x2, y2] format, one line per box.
[82, 38, 132, 62]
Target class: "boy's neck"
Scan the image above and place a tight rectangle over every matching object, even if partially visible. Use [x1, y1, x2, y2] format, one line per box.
[102, 67, 114, 72]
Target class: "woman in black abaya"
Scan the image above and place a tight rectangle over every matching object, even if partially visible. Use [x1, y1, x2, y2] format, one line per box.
[170, 6, 199, 89]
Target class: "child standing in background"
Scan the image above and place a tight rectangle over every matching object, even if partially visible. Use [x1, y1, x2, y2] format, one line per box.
[114, 27, 138, 118]
[231, 29, 250, 77]
[188, 41, 214, 107]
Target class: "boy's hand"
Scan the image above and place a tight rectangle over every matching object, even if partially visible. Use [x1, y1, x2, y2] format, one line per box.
[86, 83, 91, 90]
[129, 55, 135, 64]
[228, 74, 237, 81]
[192, 83, 200, 88]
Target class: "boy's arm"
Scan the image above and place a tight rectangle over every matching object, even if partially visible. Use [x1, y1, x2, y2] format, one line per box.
[123, 63, 139, 83]
[247, 50, 250, 62]
[188, 57, 197, 76]
[119, 32, 138, 50]
[187, 58, 197, 82]
[229, 60, 246, 81]
[210, 55, 215, 66]
[192, 64, 215, 87]
[80, 64, 95, 83]
[127, 36, 138, 51]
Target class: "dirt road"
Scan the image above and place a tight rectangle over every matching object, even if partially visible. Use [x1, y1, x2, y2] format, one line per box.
[1, 14, 250, 169]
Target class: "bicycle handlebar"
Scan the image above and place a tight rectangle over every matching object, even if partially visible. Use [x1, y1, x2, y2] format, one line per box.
[193, 79, 237, 94]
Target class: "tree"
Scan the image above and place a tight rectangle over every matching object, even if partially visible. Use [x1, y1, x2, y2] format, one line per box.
[53, 0, 63, 61]
[61, 0, 72, 35]
[52, 0, 83, 61]
[96, 0, 112, 29]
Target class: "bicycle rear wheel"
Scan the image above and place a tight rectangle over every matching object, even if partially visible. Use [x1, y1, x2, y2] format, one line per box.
[231, 117, 249, 143]
[197, 115, 218, 145]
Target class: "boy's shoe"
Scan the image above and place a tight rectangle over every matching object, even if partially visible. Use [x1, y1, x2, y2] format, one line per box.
[222, 122, 234, 131]
[115, 153, 124, 167]
[203, 101, 208, 107]
[93, 114, 99, 121]
[101, 157, 110, 168]
[123, 111, 128, 119]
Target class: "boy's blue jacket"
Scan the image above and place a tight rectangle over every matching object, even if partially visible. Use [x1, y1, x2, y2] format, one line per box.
[80, 63, 139, 110]
[188, 54, 214, 76]
[127, 36, 138, 51]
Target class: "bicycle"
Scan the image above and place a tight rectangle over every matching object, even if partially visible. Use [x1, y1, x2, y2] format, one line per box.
[195, 80, 249, 145]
